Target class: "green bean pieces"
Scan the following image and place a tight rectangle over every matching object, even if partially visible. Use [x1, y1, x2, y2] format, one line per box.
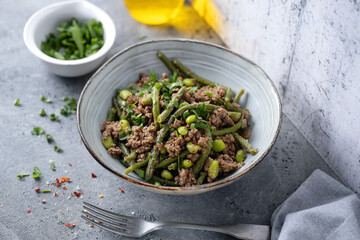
[193, 128, 213, 176]
[157, 51, 178, 74]
[224, 87, 234, 102]
[217, 98, 249, 115]
[196, 172, 208, 185]
[107, 107, 117, 122]
[152, 87, 160, 122]
[233, 89, 245, 104]
[124, 159, 149, 174]
[212, 119, 243, 136]
[232, 132, 258, 155]
[155, 150, 189, 169]
[158, 86, 187, 123]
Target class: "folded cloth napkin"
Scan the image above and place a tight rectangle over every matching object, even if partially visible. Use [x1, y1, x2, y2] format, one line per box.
[271, 169, 360, 240]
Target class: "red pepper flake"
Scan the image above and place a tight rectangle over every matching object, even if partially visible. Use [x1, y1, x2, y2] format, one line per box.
[65, 223, 71, 228]
[73, 191, 82, 197]
[68, 163, 72, 167]
[26, 210, 31, 213]
[62, 192, 65, 195]
[35, 187, 40, 193]
[88, 196, 91, 199]
[119, 187, 125, 193]
[71, 223, 76, 228]
[91, 173, 97, 178]
[65, 223, 75, 228]
[89, 223, 94, 228]
[63, 186, 67, 190]
[54, 192, 57, 196]
[60, 211, 64, 215]
[41, 199, 46, 204]
[37, 195, 40, 197]
[97, 220, 102, 224]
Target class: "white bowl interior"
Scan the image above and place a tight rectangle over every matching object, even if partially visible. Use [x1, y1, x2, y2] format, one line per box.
[78, 40, 282, 194]
[23, 0, 115, 65]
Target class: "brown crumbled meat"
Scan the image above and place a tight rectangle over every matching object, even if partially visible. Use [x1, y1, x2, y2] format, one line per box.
[175, 168, 196, 187]
[218, 154, 240, 173]
[183, 91, 195, 103]
[233, 102, 240, 108]
[108, 147, 122, 158]
[159, 98, 166, 109]
[198, 136, 208, 152]
[133, 104, 153, 120]
[160, 73, 168, 80]
[139, 94, 152, 106]
[242, 130, 251, 139]
[126, 94, 140, 105]
[170, 119, 184, 129]
[204, 157, 214, 172]
[136, 153, 148, 163]
[209, 108, 235, 128]
[164, 132, 185, 157]
[156, 143, 165, 152]
[184, 86, 226, 104]
[136, 73, 151, 86]
[126, 123, 157, 154]
[101, 121, 122, 140]
[184, 128, 201, 143]
[214, 134, 236, 158]
[186, 153, 200, 162]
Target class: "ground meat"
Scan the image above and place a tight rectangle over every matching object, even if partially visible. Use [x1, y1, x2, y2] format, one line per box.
[108, 147, 122, 158]
[209, 108, 235, 128]
[136, 73, 151, 86]
[198, 136, 208, 152]
[164, 132, 185, 157]
[159, 98, 166, 109]
[170, 119, 184, 129]
[126, 94, 140, 104]
[186, 153, 200, 162]
[156, 143, 165, 152]
[214, 134, 236, 158]
[125, 123, 157, 154]
[175, 168, 196, 187]
[184, 86, 226, 104]
[101, 121, 122, 140]
[218, 154, 240, 173]
[184, 128, 201, 143]
[136, 153, 148, 163]
[132, 104, 153, 120]
[160, 73, 168, 80]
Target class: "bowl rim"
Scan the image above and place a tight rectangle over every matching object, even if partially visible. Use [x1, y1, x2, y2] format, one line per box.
[23, 0, 116, 66]
[77, 39, 283, 193]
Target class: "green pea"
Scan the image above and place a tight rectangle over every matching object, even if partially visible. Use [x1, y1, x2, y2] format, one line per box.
[212, 139, 225, 152]
[160, 148, 167, 155]
[208, 160, 219, 179]
[119, 119, 130, 131]
[168, 162, 178, 170]
[154, 181, 161, 186]
[182, 159, 193, 168]
[161, 170, 173, 180]
[102, 137, 113, 149]
[179, 101, 189, 108]
[183, 78, 194, 87]
[185, 115, 197, 124]
[140, 94, 152, 105]
[177, 126, 188, 135]
[236, 149, 245, 163]
[186, 142, 201, 153]
[120, 90, 133, 100]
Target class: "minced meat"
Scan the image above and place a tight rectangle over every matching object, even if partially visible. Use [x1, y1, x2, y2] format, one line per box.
[175, 168, 196, 187]
[126, 123, 157, 154]
[101, 121, 122, 140]
[164, 131, 185, 157]
[136, 73, 151, 86]
[209, 108, 235, 128]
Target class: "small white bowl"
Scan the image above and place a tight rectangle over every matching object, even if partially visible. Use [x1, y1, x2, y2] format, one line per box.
[23, 0, 116, 77]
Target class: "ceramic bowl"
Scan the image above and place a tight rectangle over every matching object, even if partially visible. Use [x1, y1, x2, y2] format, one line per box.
[23, 0, 116, 77]
[77, 39, 282, 195]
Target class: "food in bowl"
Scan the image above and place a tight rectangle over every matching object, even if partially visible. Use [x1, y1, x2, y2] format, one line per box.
[41, 18, 104, 60]
[100, 51, 258, 187]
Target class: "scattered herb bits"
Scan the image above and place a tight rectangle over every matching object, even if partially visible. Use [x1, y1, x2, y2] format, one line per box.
[31, 127, 44, 135]
[41, 96, 52, 103]
[39, 108, 46, 116]
[46, 134, 54, 143]
[33, 167, 41, 179]
[41, 18, 104, 60]
[50, 113, 59, 121]
[54, 146, 61, 152]
[17, 174, 30, 179]
[60, 97, 77, 117]
[14, 99, 20, 106]
[49, 160, 56, 171]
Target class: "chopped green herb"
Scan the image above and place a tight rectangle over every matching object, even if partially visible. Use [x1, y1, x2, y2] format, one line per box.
[60, 97, 77, 117]
[150, 70, 157, 85]
[46, 134, 54, 143]
[14, 99, 20, 106]
[137, 35, 147, 40]
[54, 146, 61, 152]
[41, 189, 52, 193]
[137, 169, 145, 178]
[39, 108, 46, 116]
[33, 167, 41, 179]
[31, 127, 44, 135]
[50, 113, 59, 121]
[17, 174, 29, 179]
[175, 130, 179, 138]
[41, 96, 52, 103]
[49, 160, 56, 171]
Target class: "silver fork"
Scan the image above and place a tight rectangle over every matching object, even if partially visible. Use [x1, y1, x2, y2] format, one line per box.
[82, 202, 270, 240]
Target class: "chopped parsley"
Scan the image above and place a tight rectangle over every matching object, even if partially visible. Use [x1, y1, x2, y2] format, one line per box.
[41, 96, 52, 103]
[50, 113, 59, 121]
[137, 35, 147, 40]
[17, 174, 29, 179]
[49, 160, 56, 171]
[31, 127, 44, 135]
[14, 99, 20, 106]
[39, 108, 46, 116]
[60, 97, 77, 117]
[46, 134, 54, 143]
[54, 146, 61, 152]
[33, 167, 41, 179]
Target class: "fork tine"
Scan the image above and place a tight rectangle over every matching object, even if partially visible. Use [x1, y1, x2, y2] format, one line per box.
[83, 206, 129, 226]
[83, 202, 134, 223]
[81, 215, 135, 237]
[82, 210, 127, 228]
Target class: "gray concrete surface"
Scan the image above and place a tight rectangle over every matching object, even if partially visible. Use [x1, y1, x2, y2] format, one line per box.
[0, 0, 338, 239]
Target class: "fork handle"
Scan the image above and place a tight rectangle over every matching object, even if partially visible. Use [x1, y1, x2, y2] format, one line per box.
[157, 222, 270, 240]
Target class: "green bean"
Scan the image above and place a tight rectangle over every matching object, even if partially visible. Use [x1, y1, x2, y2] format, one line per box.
[161, 170, 173, 180]
[158, 86, 187, 123]
[172, 59, 218, 87]
[112, 96, 122, 119]
[157, 51, 178, 74]
[232, 132, 258, 155]
[193, 128, 213, 176]
[196, 172, 208, 185]
[224, 87, 234, 102]
[120, 90, 132, 100]
[228, 112, 241, 121]
[169, 103, 219, 123]
[124, 150, 137, 162]
[154, 150, 189, 169]
[124, 159, 148, 174]
[152, 176, 179, 186]
[212, 120, 243, 136]
[107, 107, 117, 122]
[208, 160, 220, 179]
[160, 148, 167, 155]
[119, 142, 130, 156]
[178, 101, 189, 108]
[145, 124, 170, 181]
[233, 89, 245, 104]
[217, 98, 250, 115]
[182, 159, 193, 168]
[152, 87, 160, 122]
[102, 137, 113, 149]
[212, 139, 225, 152]
[235, 149, 245, 163]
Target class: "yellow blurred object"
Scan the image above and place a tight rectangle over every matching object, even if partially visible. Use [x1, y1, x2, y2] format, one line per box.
[124, 0, 185, 25]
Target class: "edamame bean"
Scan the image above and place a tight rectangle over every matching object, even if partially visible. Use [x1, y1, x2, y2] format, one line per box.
[208, 160, 219, 179]
[177, 126, 188, 135]
[119, 119, 130, 132]
[236, 149, 245, 163]
[182, 159, 193, 168]
[179, 101, 189, 108]
[183, 78, 194, 87]
[161, 170, 173, 180]
[185, 114, 196, 124]
[186, 142, 201, 153]
[154, 181, 161, 186]
[120, 90, 132, 100]
[140, 94, 152, 105]
[212, 139, 225, 152]
[102, 137, 113, 149]
[205, 91, 214, 98]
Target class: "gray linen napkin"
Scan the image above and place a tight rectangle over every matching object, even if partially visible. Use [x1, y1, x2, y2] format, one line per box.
[271, 169, 360, 240]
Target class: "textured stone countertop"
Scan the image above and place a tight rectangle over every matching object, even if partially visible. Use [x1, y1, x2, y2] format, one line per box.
[0, 1, 338, 239]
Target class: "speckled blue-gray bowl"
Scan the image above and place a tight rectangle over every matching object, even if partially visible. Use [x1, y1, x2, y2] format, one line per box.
[77, 39, 282, 195]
